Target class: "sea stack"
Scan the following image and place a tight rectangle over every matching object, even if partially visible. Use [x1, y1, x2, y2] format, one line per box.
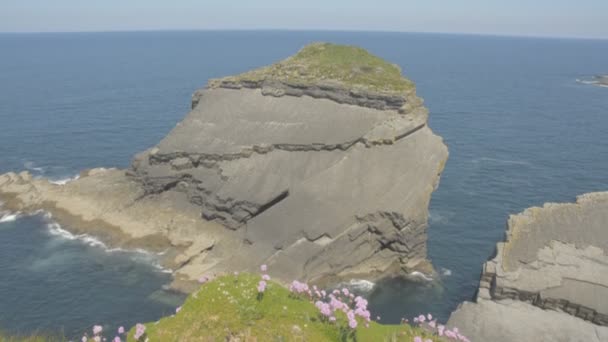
[0, 43, 448, 289]
[448, 192, 608, 342]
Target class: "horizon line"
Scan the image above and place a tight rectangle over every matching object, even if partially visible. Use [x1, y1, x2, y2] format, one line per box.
[1, 28, 607, 42]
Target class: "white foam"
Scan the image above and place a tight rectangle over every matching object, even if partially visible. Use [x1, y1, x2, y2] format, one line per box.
[440, 267, 452, 277]
[49, 175, 80, 185]
[0, 212, 21, 223]
[348, 279, 375, 292]
[24, 161, 45, 173]
[43, 214, 173, 274]
[47, 222, 107, 248]
[409, 271, 433, 282]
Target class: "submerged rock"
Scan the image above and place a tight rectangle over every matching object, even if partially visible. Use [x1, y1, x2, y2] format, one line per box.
[0, 43, 447, 289]
[448, 192, 608, 341]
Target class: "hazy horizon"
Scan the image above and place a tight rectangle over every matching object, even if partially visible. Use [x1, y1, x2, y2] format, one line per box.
[2, 1, 608, 40]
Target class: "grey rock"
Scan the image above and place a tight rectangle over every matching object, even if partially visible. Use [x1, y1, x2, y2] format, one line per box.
[448, 192, 608, 342]
[131, 81, 446, 282]
[448, 299, 608, 342]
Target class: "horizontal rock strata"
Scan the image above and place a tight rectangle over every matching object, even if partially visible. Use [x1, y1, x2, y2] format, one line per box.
[448, 192, 608, 341]
[0, 43, 448, 290]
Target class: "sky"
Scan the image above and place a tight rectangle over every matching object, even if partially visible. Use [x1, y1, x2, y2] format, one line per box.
[1, 0, 607, 39]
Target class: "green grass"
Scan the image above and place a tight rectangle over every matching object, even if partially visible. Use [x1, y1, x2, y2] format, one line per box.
[126, 273, 437, 341]
[212, 42, 414, 94]
[0, 333, 66, 342]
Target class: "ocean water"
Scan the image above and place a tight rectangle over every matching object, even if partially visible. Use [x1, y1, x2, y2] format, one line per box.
[1, 31, 607, 335]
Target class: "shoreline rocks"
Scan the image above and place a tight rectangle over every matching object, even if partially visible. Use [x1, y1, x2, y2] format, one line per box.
[0, 43, 448, 292]
[448, 192, 608, 341]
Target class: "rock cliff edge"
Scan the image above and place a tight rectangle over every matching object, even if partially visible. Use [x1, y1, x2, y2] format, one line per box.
[448, 192, 608, 342]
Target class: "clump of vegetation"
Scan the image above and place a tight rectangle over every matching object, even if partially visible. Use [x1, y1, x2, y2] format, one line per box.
[2, 265, 469, 341]
[121, 265, 467, 341]
[211, 42, 415, 94]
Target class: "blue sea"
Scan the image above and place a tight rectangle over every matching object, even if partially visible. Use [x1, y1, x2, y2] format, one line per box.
[1, 31, 607, 337]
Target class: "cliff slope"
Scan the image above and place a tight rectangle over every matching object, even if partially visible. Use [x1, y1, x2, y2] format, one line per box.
[448, 192, 608, 342]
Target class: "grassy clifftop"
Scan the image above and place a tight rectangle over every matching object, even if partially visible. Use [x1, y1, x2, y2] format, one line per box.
[3, 273, 468, 341]
[209, 43, 415, 94]
[126, 273, 436, 341]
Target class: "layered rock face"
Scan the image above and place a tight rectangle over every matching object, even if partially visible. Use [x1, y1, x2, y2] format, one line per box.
[448, 192, 608, 342]
[129, 43, 447, 282]
[0, 43, 447, 288]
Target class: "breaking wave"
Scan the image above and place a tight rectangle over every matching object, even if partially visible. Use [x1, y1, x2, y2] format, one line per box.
[409, 271, 433, 282]
[44, 214, 172, 274]
[0, 212, 22, 223]
[348, 279, 375, 292]
[49, 175, 80, 185]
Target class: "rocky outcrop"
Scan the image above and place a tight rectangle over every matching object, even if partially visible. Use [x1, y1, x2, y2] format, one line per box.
[448, 192, 608, 341]
[0, 43, 447, 290]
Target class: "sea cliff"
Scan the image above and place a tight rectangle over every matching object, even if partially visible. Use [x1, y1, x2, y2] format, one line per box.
[448, 192, 608, 341]
[0, 43, 448, 292]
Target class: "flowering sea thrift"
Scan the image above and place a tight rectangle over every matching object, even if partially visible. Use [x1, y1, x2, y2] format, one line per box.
[413, 313, 470, 342]
[134, 323, 146, 340]
[257, 280, 267, 293]
[92, 325, 103, 335]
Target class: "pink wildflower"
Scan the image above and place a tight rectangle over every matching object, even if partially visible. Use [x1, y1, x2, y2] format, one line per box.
[113, 337, 121, 342]
[82, 337, 87, 342]
[257, 280, 267, 293]
[417, 314, 426, 323]
[342, 288, 350, 296]
[427, 313, 433, 321]
[198, 275, 208, 284]
[414, 337, 423, 342]
[93, 325, 103, 335]
[117, 326, 125, 334]
[315, 301, 332, 317]
[176, 306, 182, 313]
[262, 274, 270, 281]
[438, 324, 445, 336]
[348, 318, 358, 329]
[134, 323, 146, 340]
[260, 264, 268, 272]
[429, 320, 436, 328]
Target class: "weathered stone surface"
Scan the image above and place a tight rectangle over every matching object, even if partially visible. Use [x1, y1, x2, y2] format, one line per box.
[129, 80, 445, 282]
[448, 192, 608, 341]
[0, 43, 448, 290]
[448, 300, 608, 342]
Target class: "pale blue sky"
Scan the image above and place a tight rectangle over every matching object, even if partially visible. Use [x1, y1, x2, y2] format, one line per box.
[2, 0, 607, 39]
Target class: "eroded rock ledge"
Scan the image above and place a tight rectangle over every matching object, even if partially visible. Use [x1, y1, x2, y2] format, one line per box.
[0, 43, 447, 291]
[448, 192, 608, 342]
